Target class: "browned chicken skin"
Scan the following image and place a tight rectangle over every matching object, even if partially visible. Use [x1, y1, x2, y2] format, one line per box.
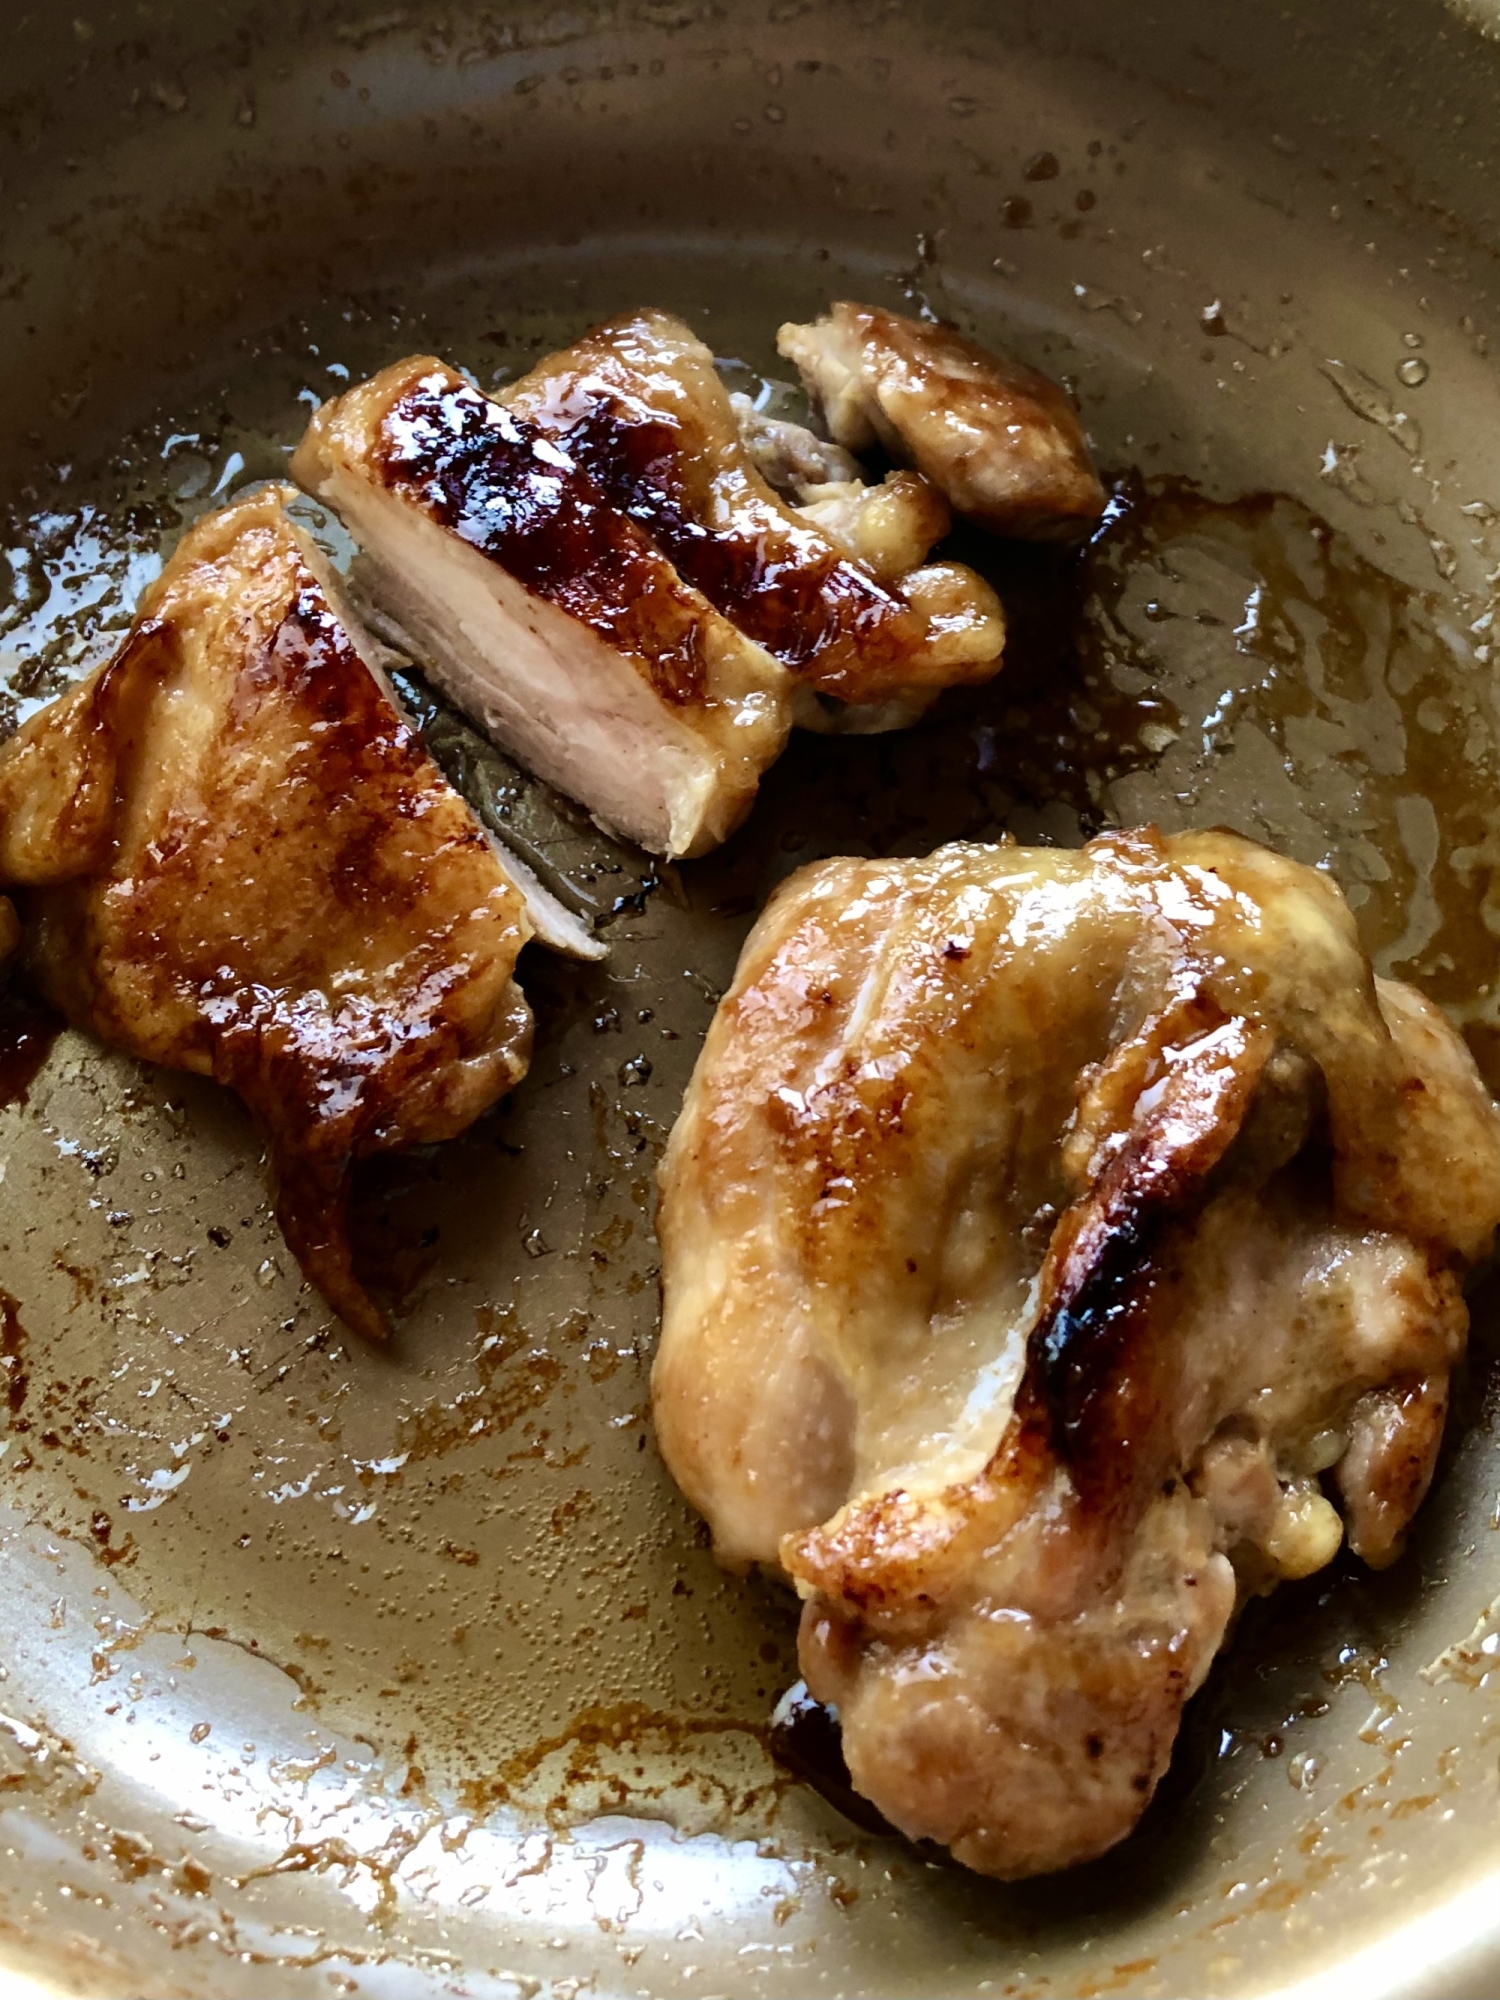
[499, 309, 1004, 707]
[653, 828, 1500, 1877]
[778, 302, 1109, 541]
[0, 487, 534, 1341]
[294, 355, 791, 859]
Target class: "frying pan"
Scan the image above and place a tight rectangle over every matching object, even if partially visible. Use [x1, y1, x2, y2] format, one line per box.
[3, 1, 1500, 1994]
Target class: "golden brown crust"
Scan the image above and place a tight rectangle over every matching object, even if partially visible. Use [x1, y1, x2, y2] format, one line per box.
[778, 302, 1108, 541]
[654, 826, 1500, 1875]
[0, 625, 172, 886]
[0, 486, 532, 1341]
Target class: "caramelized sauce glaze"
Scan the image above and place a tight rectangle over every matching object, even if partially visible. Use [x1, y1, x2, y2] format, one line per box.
[548, 400, 925, 678]
[379, 373, 716, 705]
[0, 982, 60, 1109]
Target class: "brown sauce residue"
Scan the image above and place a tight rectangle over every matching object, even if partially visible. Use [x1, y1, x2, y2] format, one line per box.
[731, 475, 1500, 1085]
[459, 1698, 780, 1822]
[0, 983, 61, 1109]
[1001, 479, 1500, 1078]
[0, 1290, 28, 1426]
[1060, 482, 1500, 1047]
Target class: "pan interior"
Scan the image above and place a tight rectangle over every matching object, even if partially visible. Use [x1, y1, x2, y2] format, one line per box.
[2, 3, 1500, 1996]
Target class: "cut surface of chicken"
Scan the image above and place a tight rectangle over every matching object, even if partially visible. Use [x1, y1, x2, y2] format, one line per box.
[778, 302, 1109, 541]
[293, 355, 791, 859]
[497, 309, 1004, 709]
[653, 827, 1500, 1877]
[0, 486, 535, 1342]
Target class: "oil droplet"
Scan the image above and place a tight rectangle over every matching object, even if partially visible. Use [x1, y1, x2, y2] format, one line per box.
[1402, 331, 1425, 349]
[1397, 356, 1431, 388]
[1022, 150, 1060, 181]
[189, 1721, 211, 1744]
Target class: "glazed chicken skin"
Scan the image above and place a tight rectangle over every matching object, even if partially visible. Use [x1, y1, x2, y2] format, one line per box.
[294, 356, 792, 859]
[779, 303, 1109, 541]
[0, 487, 535, 1342]
[653, 828, 1500, 1877]
[498, 309, 1004, 721]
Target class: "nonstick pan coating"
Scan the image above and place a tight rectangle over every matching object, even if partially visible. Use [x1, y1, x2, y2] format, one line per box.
[2, 3, 1500, 1994]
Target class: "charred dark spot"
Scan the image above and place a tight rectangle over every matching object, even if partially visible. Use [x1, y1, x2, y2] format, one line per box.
[548, 400, 921, 685]
[380, 374, 710, 705]
[942, 939, 970, 960]
[1031, 1203, 1162, 1464]
[1025, 1018, 1287, 1498]
[1085, 1733, 1104, 1760]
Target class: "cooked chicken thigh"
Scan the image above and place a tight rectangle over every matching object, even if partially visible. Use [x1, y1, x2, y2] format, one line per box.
[293, 356, 791, 859]
[0, 487, 536, 1342]
[654, 828, 1500, 1877]
[498, 309, 1004, 713]
[778, 303, 1108, 541]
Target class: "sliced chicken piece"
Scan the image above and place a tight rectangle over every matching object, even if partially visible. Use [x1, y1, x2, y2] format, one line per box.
[654, 827, 1500, 1877]
[293, 357, 792, 859]
[496, 309, 1004, 712]
[778, 302, 1109, 541]
[0, 486, 538, 1342]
